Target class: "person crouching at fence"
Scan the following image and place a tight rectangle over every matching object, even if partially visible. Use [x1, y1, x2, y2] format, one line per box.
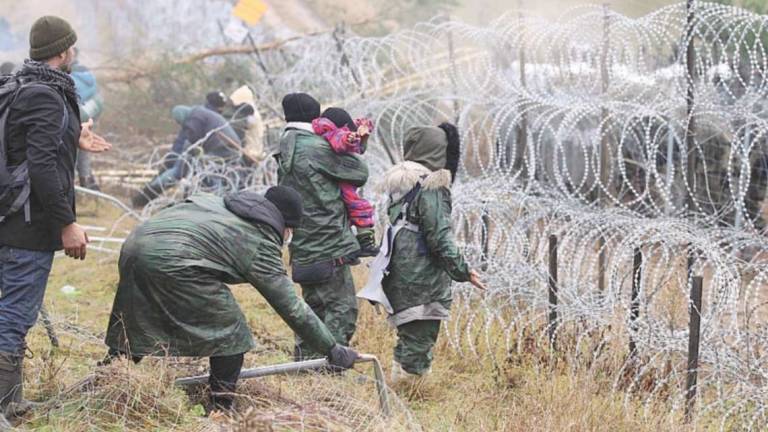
[104, 186, 359, 411]
[365, 123, 485, 384]
[131, 101, 242, 208]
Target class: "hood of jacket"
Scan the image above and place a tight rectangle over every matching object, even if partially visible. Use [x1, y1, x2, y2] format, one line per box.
[377, 161, 452, 202]
[224, 192, 285, 241]
[403, 126, 449, 172]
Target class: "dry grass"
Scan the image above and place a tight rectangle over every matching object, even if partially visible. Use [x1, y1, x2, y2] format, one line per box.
[26, 359, 197, 431]
[8, 195, 723, 431]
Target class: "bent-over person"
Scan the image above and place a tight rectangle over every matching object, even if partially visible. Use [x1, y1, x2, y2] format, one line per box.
[105, 186, 358, 411]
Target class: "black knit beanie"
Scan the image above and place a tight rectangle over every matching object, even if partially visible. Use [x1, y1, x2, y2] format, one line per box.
[282, 93, 320, 123]
[206, 91, 228, 111]
[265, 186, 303, 228]
[321, 107, 357, 132]
[29, 16, 77, 61]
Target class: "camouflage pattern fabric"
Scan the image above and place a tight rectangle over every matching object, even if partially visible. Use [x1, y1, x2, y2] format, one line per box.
[276, 126, 369, 359]
[381, 165, 471, 319]
[105, 194, 337, 358]
[394, 320, 441, 375]
[276, 127, 369, 265]
[294, 265, 358, 360]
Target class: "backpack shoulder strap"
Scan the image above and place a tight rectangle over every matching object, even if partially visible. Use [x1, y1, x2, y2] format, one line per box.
[393, 180, 423, 227]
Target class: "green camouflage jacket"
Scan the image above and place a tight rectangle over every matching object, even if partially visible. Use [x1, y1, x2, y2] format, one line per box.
[276, 124, 369, 265]
[378, 161, 471, 327]
[105, 193, 337, 357]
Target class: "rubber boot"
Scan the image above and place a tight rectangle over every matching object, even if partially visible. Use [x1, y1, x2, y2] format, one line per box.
[389, 360, 430, 387]
[0, 351, 25, 419]
[356, 229, 379, 257]
[131, 183, 162, 208]
[389, 360, 416, 386]
[208, 354, 243, 413]
[79, 176, 100, 192]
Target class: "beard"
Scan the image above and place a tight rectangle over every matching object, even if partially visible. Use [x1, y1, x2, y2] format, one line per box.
[58, 50, 75, 74]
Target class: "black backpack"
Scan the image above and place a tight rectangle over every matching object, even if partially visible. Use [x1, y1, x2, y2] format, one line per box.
[0, 74, 69, 224]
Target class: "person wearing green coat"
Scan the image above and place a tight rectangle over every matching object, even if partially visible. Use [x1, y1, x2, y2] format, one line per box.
[104, 186, 359, 410]
[275, 93, 369, 360]
[376, 123, 484, 382]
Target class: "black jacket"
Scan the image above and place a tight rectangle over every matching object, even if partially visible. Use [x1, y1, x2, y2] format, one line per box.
[0, 83, 80, 251]
[166, 106, 241, 169]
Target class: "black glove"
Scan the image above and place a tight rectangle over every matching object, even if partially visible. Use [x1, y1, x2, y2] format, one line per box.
[327, 344, 359, 371]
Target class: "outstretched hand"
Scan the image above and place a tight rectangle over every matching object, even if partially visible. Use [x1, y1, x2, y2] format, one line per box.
[80, 119, 112, 153]
[469, 269, 486, 291]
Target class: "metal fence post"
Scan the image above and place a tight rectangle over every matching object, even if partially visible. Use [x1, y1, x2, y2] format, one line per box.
[548, 234, 558, 348]
[685, 0, 698, 213]
[481, 204, 490, 271]
[628, 247, 641, 359]
[514, 0, 529, 178]
[685, 275, 703, 422]
[597, 3, 612, 294]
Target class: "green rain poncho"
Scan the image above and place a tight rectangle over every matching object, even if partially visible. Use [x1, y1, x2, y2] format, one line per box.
[104, 194, 337, 357]
[275, 126, 369, 265]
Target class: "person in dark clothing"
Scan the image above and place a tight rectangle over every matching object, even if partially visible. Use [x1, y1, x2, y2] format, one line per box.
[205, 91, 228, 114]
[167, 104, 241, 163]
[132, 104, 242, 207]
[0, 16, 110, 425]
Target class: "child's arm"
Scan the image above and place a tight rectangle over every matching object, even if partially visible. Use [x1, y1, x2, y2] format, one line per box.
[354, 118, 374, 154]
[313, 117, 361, 154]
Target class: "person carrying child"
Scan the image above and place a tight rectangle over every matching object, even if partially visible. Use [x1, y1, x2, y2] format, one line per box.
[312, 107, 378, 257]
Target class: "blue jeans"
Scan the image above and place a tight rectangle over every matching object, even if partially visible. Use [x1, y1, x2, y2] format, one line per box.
[148, 165, 182, 191]
[0, 246, 54, 354]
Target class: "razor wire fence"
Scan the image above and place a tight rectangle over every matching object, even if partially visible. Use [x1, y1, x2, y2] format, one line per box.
[71, 1, 768, 428]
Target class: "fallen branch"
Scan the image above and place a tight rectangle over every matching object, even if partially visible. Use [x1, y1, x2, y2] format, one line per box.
[97, 19, 373, 83]
[178, 19, 374, 64]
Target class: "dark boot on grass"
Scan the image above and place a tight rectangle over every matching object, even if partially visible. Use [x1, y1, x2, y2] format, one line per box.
[0, 351, 38, 420]
[356, 228, 379, 257]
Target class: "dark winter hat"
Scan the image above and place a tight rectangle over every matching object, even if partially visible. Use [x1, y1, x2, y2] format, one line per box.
[321, 107, 357, 132]
[282, 93, 320, 123]
[225, 191, 290, 239]
[265, 186, 303, 228]
[171, 105, 193, 125]
[403, 122, 461, 182]
[29, 16, 77, 61]
[205, 91, 228, 111]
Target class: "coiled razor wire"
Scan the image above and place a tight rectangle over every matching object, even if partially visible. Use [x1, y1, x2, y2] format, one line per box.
[82, 1, 768, 428]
